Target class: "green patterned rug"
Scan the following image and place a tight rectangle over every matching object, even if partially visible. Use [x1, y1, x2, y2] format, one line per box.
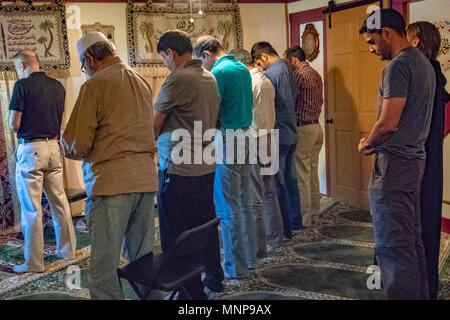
[1, 202, 449, 300]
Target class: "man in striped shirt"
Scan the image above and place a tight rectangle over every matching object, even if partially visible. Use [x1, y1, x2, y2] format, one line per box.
[284, 46, 324, 228]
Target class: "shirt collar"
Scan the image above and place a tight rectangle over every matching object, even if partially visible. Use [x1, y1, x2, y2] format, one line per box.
[249, 68, 261, 76]
[183, 59, 202, 69]
[28, 71, 46, 78]
[295, 61, 310, 71]
[213, 54, 235, 69]
[101, 56, 124, 69]
[92, 56, 125, 77]
[266, 58, 283, 72]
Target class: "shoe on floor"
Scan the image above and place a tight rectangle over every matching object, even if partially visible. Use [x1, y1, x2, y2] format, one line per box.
[257, 251, 268, 259]
[13, 264, 45, 274]
[267, 244, 283, 253]
[283, 236, 293, 243]
[202, 278, 224, 293]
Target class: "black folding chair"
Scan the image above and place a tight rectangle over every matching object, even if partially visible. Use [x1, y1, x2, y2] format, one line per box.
[117, 217, 220, 300]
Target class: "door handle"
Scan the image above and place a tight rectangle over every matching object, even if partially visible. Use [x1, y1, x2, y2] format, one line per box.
[326, 119, 334, 124]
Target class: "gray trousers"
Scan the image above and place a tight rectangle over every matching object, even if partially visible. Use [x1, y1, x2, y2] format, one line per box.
[368, 152, 429, 300]
[85, 192, 156, 300]
[249, 163, 284, 253]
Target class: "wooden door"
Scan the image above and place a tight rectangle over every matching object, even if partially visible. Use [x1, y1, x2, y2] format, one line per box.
[327, 3, 387, 210]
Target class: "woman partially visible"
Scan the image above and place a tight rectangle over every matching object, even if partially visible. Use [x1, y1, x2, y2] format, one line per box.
[407, 21, 450, 300]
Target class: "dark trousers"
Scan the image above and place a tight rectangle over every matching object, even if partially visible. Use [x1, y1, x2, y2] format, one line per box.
[275, 143, 302, 238]
[420, 104, 444, 300]
[368, 152, 429, 300]
[157, 170, 224, 299]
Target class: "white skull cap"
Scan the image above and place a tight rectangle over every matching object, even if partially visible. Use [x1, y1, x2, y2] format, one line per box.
[76, 32, 116, 58]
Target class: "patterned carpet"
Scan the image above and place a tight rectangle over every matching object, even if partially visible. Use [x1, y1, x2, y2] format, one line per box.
[1, 201, 450, 300]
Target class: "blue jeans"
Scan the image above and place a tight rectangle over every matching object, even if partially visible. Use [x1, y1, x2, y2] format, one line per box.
[214, 162, 257, 279]
[275, 143, 302, 237]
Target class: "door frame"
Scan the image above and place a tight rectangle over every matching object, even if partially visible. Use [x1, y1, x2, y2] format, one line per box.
[289, 0, 410, 198]
[289, 8, 330, 196]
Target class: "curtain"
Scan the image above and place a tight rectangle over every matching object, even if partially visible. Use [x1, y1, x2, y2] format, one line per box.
[0, 76, 21, 234]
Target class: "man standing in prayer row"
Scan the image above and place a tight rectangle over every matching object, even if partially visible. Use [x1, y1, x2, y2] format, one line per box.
[153, 30, 224, 298]
[251, 42, 302, 240]
[407, 21, 450, 300]
[284, 46, 324, 228]
[231, 48, 284, 256]
[62, 32, 158, 300]
[194, 36, 257, 279]
[359, 9, 435, 299]
[9, 49, 76, 274]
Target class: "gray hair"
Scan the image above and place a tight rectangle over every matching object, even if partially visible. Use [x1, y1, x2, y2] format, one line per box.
[230, 48, 253, 66]
[193, 35, 223, 58]
[83, 41, 116, 60]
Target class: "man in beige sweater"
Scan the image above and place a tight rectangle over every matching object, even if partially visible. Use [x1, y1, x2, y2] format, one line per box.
[62, 32, 158, 300]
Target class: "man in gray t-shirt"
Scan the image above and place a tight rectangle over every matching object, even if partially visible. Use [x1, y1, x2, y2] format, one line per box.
[359, 9, 435, 300]
[153, 30, 224, 298]
[155, 58, 219, 176]
[376, 46, 435, 159]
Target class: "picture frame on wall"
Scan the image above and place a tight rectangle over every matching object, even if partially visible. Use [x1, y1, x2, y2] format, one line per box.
[126, 0, 243, 67]
[301, 23, 320, 62]
[81, 22, 115, 44]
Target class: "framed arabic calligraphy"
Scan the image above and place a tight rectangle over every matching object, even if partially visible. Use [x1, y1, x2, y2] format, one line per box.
[0, 0, 70, 72]
[127, 0, 243, 67]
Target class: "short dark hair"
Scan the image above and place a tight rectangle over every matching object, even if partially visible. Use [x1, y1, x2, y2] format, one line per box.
[406, 21, 441, 60]
[230, 48, 253, 66]
[284, 46, 306, 62]
[193, 36, 223, 58]
[250, 42, 278, 60]
[157, 30, 193, 55]
[359, 9, 406, 36]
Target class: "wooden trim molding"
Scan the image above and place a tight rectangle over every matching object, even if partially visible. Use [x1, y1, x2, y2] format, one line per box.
[443, 217, 450, 234]
[23, 0, 296, 3]
[442, 201, 450, 234]
[289, 6, 330, 196]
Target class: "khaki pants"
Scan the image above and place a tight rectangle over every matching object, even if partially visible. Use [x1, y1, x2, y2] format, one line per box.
[294, 124, 323, 227]
[15, 139, 76, 271]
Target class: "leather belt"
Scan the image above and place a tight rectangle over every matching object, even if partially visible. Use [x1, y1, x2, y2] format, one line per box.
[18, 137, 58, 145]
[297, 120, 319, 126]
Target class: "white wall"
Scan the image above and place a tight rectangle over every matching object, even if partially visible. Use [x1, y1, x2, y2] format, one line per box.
[410, 0, 450, 219]
[239, 3, 288, 54]
[288, 0, 349, 14]
[62, 3, 129, 193]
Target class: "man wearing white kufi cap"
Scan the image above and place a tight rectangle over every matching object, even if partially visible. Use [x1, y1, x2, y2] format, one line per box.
[62, 32, 158, 299]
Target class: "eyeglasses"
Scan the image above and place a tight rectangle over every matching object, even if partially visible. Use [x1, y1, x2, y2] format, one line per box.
[80, 56, 88, 74]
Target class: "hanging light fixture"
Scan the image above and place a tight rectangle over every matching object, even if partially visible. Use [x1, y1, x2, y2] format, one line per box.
[198, 0, 203, 15]
[189, 0, 194, 23]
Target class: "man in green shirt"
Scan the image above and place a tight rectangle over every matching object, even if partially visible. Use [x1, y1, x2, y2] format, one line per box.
[194, 36, 257, 279]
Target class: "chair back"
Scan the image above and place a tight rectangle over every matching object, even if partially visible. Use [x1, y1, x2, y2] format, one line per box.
[154, 217, 220, 290]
